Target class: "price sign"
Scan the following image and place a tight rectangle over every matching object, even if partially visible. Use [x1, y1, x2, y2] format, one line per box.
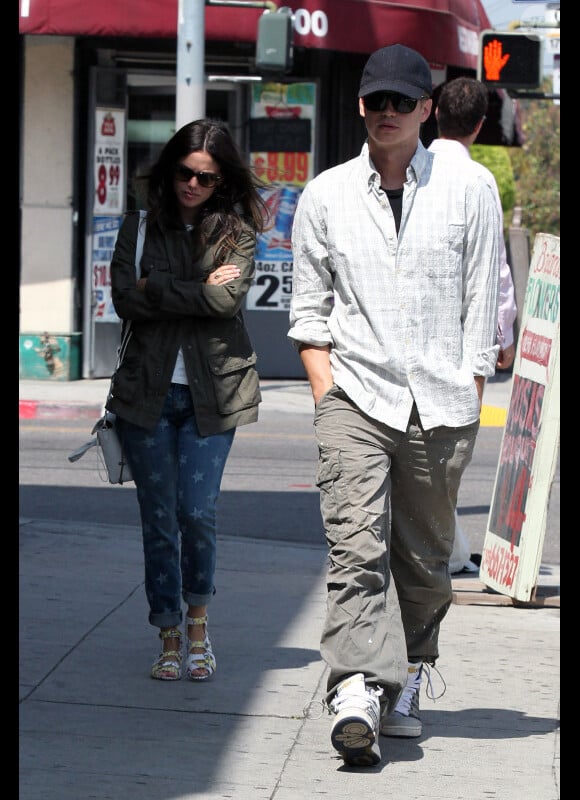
[246, 261, 294, 312]
[93, 108, 126, 214]
[251, 152, 311, 186]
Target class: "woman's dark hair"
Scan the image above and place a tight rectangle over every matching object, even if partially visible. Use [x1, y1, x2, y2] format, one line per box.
[140, 119, 269, 259]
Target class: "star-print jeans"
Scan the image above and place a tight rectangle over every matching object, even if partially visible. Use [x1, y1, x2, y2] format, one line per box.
[115, 383, 235, 629]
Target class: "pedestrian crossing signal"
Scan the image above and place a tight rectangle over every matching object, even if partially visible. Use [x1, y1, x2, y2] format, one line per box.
[478, 31, 543, 90]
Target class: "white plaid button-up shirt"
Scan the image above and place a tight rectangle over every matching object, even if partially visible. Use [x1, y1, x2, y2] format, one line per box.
[288, 140, 501, 432]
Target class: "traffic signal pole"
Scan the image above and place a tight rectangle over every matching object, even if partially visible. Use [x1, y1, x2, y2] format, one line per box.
[176, 0, 206, 129]
[176, 0, 279, 131]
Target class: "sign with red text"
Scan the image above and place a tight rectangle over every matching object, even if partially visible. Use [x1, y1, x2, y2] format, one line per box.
[93, 108, 125, 214]
[92, 215, 122, 323]
[249, 82, 315, 187]
[247, 83, 315, 312]
[480, 234, 560, 601]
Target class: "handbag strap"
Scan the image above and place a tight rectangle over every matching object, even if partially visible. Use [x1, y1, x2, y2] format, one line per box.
[135, 208, 147, 279]
[111, 209, 148, 383]
[74, 212, 149, 463]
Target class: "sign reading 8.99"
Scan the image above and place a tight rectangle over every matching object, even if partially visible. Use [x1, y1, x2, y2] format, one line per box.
[93, 108, 126, 214]
[252, 152, 310, 186]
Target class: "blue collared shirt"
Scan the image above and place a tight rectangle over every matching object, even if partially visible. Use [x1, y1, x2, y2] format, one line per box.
[288, 140, 501, 432]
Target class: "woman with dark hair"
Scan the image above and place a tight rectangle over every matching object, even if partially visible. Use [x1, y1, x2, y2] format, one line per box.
[108, 119, 268, 682]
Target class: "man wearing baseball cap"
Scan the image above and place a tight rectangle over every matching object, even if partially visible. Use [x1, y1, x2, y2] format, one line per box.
[289, 44, 501, 766]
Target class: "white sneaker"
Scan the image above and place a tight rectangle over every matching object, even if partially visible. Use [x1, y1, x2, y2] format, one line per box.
[380, 662, 423, 737]
[330, 673, 383, 766]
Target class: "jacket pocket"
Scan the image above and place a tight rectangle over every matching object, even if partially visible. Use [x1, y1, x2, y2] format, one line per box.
[208, 352, 260, 414]
[141, 256, 171, 276]
[109, 356, 141, 404]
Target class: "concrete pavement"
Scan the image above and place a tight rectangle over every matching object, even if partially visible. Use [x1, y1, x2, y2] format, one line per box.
[19, 374, 560, 799]
[18, 371, 516, 423]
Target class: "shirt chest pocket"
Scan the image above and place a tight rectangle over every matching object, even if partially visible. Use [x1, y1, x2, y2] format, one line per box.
[426, 222, 463, 273]
[422, 224, 463, 301]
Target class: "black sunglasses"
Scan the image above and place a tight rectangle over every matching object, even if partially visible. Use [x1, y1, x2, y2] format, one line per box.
[174, 164, 223, 188]
[363, 91, 428, 114]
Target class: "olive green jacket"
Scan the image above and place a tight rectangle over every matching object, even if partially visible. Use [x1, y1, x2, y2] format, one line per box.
[106, 210, 261, 434]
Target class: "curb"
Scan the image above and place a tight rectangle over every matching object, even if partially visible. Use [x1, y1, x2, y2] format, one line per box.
[479, 405, 507, 427]
[20, 399, 509, 425]
[19, 400, 102, 420]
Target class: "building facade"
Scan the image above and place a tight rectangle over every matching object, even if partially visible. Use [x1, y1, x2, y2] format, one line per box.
[19, 0, 521, 379]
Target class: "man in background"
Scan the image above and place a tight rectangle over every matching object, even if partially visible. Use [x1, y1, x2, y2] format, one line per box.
[429, 76, 518, 574]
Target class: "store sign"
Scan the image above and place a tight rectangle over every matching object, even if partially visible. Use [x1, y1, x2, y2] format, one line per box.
[247, 82, 316, 312]
[93, 108, 126, 214]
[92, 216, 123, 323]
[92, 107, 126, 324]
[480, 234, 560, 602]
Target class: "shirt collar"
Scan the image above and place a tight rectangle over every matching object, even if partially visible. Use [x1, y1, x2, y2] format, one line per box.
[361, 139, 431, 191]
[428, 138, 471, 160]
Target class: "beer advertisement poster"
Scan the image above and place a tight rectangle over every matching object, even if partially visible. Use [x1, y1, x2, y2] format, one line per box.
[247, 82, 316, 313]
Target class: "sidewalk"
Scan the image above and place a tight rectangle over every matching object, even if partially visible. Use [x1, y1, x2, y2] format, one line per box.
[19, 374, 560, 799]
[19, 371, 515, 421]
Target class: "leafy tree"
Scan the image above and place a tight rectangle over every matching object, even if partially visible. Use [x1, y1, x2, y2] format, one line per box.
[508, 79, 560, 239]
[469, 79, 560, 242]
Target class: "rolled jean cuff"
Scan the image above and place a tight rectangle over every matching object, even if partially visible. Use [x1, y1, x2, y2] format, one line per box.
[183, 589, 215, 607]
[149, 610, 183, 629]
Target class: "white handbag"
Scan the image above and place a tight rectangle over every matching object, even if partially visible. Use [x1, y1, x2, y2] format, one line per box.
[67, 211, 146, 484]
[66, 412, 133, 485]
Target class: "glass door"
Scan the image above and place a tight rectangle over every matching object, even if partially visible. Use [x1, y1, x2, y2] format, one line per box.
[87, 71, 247, 377]
[126, 75, 247, 209]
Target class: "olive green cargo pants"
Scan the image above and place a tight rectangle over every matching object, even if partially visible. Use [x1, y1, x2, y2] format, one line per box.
[314, 386, 479, 712]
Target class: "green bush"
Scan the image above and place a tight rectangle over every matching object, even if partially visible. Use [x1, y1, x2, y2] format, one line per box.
[470, 80, 559, 241]
[470, 144, 516, 230]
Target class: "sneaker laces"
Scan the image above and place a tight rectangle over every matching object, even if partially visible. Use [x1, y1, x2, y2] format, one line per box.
[330, 684, 384, 716]
[423, 662, 446, 702]
[302, 698, 326, 720]
[302, 682, 384, 721]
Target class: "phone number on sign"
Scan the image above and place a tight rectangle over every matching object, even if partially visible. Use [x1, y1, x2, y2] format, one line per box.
[246, 262, 293, 311]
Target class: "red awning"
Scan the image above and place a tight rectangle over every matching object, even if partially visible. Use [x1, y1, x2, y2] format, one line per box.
[19, 0, 491, 71]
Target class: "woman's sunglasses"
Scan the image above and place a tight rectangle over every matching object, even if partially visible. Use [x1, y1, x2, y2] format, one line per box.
[174, 164, 223, 188]
[363, 91, 428, 114]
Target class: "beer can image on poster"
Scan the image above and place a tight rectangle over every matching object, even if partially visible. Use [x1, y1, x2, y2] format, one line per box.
[255, 184, 303, 260]
[258, 183, 281, 229]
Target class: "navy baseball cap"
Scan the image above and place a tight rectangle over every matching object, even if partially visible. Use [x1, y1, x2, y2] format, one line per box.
[359, 44, 433, 100]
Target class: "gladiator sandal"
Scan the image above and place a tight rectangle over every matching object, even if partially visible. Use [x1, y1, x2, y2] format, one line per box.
[185, 615, 216, 681]
[151, 627, 183, 681]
